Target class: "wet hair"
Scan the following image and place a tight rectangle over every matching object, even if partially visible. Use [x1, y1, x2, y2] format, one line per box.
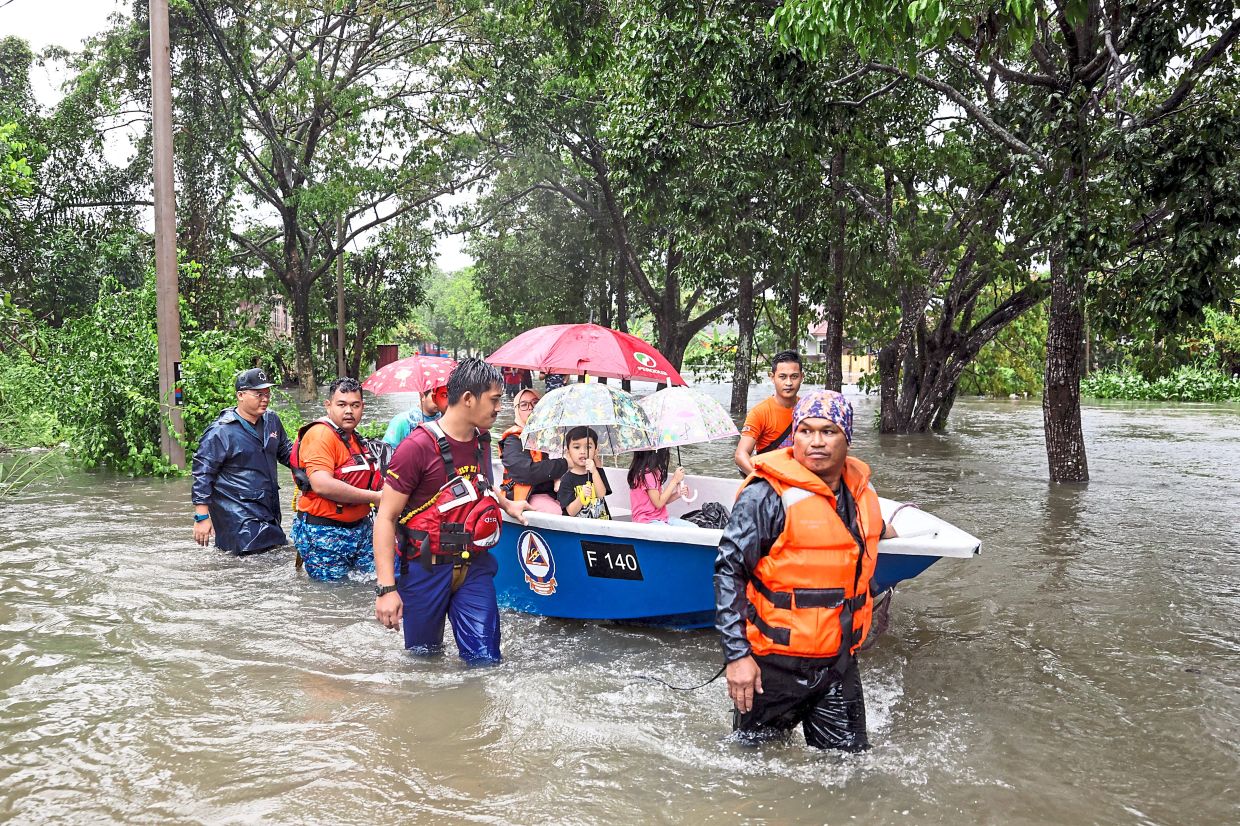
[327, 377, 363, 398]
[627, 448, 670, 490]
[447, 357, 503, 406]
[564, 426, 599, 449]
[771, 350, 802, 373]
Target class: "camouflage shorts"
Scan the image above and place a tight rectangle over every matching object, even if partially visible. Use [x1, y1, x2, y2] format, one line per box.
[291, 515, 375, 581]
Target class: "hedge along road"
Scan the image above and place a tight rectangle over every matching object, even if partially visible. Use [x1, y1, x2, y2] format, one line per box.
[1, 386, 1237, 825]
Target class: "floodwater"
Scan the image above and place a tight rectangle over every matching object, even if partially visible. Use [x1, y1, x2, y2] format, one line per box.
[1, 386, 1237, 825]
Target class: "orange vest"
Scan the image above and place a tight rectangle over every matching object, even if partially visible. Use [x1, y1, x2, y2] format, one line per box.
[743, 450, 881, 659]
[499, 424, 544, 502]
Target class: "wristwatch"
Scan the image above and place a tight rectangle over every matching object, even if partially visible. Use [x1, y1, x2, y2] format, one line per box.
[375, 584, 398, 597]
[194, 513, 210, 523]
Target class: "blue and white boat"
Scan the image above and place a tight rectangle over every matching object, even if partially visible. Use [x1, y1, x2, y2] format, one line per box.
[492, 463, 980, 629]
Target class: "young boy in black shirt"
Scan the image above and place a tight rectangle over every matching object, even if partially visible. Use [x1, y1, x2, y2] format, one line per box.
[556, 426, 612, 519]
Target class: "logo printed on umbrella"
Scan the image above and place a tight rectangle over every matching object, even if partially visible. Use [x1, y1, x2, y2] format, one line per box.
[632, 351, 668, 376]
[517, 530, 557, 596]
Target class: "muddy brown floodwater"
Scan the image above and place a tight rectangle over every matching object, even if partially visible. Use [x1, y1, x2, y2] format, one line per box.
[1, 386, 1237, 824]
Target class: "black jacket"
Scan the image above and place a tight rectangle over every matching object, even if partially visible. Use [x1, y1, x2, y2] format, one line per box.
[499, 433, 568, 498]
[191, 408, 293, 553]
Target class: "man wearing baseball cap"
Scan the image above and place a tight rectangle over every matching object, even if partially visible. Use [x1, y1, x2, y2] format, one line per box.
[714, 389, 898, 751]
[191, 368, 293, 554]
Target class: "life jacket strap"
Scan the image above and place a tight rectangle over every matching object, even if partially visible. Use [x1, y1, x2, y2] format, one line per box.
[751, 576, 848, 611]
[831, 593, 869, 676]
[747, 604, 791, 647]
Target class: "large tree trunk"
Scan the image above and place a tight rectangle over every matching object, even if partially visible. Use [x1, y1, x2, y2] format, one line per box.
[286, 264, 318, 402]
[823, 150, 847, 390]
[877, 343, 900, 432]
[730, 268, 755, 417]
[1043, 245, 1089, 482]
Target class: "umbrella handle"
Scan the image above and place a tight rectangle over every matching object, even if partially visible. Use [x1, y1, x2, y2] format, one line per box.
[680, 485, 698, 504]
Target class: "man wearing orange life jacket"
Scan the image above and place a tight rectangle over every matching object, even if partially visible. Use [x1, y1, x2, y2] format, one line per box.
[715, 389, 898, 751]
[290, 377, 386, 581]
[498, 387, 567, 514]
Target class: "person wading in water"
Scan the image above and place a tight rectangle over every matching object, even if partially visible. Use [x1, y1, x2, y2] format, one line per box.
[191, 368, 293, 554]
[733, 350, 804, 476]
[715, 389, 898, 751]
[372, 358, 530, 665]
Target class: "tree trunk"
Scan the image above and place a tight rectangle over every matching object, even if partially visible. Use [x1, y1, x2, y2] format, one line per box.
[1043, 245, 1089, 482]
[615, 251, 628, 333]
[288, 274, 318, 401]
[788, 206, 801, 350]
[730, 268, 755, 417]
[824, 149, 847, 390]
[930, 381, 958, 431]
[877, 343, 900, 432]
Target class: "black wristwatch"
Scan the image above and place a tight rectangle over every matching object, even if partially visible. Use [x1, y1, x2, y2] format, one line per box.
[375, 584, 398, 597]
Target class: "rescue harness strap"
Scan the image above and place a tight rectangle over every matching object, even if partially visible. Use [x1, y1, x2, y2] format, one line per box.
[396, 422, 491, 576]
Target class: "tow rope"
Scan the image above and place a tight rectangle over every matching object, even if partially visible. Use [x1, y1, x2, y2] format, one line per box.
[632, 663, 727, 692]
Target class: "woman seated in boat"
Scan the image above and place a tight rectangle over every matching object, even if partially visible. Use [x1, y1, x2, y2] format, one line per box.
[498, 387, 567, 514]
[627, 449, 694, 526]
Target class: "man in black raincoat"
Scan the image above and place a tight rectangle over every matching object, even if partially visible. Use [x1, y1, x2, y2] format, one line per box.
[191, 368, 293, 554]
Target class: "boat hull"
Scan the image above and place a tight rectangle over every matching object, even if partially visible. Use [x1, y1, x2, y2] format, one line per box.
[491, 466, 979, 630]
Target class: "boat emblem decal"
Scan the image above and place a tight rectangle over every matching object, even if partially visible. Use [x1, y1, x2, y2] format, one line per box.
[517, 530, 557, 596]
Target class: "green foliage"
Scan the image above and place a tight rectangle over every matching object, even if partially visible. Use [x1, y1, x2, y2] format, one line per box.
[682, 329, 739, 383]
[0, 449, 61, 497]
[959, 298, 1048, 397]
[0, 121, 34, 215]
[420, 268, 509, 356]
[1, 266, 297, 475]
[1082, 365, 1240, 402]
[1196, 306, 1240, 375]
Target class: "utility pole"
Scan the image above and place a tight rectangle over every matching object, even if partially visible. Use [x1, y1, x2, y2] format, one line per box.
[336, 216, 347, 377]
[150, 0, 185, 467]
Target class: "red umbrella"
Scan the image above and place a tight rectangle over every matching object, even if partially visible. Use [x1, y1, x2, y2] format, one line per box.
[487, 324, 686, 385]
[362, 355, 456, 394]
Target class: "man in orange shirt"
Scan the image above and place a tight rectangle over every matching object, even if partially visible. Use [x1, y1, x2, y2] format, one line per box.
[290, 377, 386, 580]
[734, 350, 804, 475]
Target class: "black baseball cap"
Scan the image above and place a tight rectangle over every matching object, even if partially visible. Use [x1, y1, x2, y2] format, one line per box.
[235, 368, 275, 391]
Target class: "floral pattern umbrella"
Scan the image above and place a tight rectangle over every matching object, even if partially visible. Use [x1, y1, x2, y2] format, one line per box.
[638, 386, 739, 448]
[362, 355, 455, 394]
[521, 383, 656, 457]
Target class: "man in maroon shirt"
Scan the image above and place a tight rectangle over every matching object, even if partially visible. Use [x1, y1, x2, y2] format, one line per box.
[372, 358, 529, 664]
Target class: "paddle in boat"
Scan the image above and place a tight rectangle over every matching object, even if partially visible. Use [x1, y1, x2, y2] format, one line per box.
[491, 461, 980, 629]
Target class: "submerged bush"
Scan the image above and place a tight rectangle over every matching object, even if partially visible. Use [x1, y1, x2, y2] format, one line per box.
[1082, 365, 1240, 402]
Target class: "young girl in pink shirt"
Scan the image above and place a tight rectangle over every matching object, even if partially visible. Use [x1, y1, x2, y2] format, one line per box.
[626, 449, 694, 526]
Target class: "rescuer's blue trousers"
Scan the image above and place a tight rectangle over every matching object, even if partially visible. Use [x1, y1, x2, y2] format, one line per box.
[397, 551, 501, 665]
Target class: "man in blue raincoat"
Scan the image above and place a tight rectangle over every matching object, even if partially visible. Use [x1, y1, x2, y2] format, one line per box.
[191, 368, 294, 554]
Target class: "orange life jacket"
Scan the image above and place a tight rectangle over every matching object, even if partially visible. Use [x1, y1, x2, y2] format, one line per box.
[743, 450, 881, 661]
[498, 424, 544, 502]
[289, 418, 386, 520]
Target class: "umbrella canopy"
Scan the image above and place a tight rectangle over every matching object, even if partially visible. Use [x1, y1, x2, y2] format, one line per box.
[487, 323, 686, 385]
[362, 355, 455, 395]
[520, 383, 656, 457]
[638, 386, 739, 448]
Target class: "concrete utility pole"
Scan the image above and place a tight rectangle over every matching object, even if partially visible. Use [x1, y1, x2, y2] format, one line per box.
[150, 0, 185, 467]
[336, 216, 347, 377]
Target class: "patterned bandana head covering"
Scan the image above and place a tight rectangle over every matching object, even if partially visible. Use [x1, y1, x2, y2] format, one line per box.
[793, 390, 854, 444]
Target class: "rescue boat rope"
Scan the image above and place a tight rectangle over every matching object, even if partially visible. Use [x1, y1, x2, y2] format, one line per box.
[632, 663, 727, 692]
